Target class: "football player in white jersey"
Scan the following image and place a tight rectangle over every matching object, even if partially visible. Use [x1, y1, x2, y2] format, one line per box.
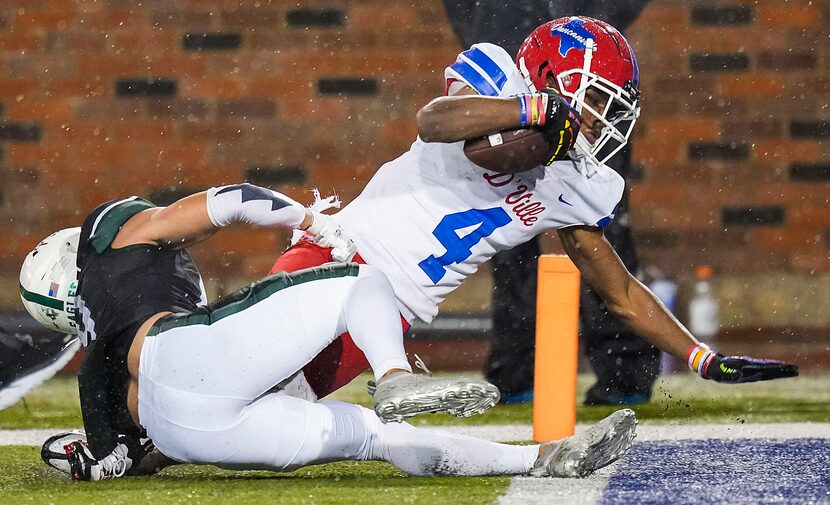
[270, 16, 797, 398]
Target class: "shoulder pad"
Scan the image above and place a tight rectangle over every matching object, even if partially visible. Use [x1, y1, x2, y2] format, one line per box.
[445, 43, 515, 97]
[85, 197, 155, 253]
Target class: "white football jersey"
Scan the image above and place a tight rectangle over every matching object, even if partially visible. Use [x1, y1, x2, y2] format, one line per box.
[335, 43, 624, 323]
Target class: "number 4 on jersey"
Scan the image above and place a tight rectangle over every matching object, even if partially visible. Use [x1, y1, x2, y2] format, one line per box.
[419, 208, 511, 283]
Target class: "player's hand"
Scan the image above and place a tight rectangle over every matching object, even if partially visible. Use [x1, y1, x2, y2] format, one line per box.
[538, 88, 581, 164]
[704, 354, 799, 383]
[305, 212, 357, 262]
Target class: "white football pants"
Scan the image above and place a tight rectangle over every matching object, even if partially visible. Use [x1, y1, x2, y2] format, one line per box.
[138, 264, 537, 475]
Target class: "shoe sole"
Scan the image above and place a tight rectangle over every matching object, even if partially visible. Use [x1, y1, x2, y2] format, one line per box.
[550, 409, 637, 478]
[375, 381, 500, 423]
[0, 339, 81, 411]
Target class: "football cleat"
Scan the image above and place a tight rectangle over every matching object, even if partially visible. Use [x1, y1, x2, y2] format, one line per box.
[371, 372, 500, 423]
[530, 409, 637, 478]
[65, 440, 100, 481]
[41, 431, 132, 480]
[0, 331, 80, 411]
[41, 430, 87, 477]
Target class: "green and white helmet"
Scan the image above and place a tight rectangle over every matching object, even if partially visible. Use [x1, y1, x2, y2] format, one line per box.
[19, 228, 81, 334]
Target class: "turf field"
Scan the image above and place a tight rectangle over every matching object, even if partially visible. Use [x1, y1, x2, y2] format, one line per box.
[1, 373, 829, 504]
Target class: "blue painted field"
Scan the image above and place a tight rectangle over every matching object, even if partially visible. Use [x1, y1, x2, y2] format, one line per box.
[602, 439, 830, 505]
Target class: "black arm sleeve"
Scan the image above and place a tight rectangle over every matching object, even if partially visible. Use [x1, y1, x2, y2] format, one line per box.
[77, 340, 117, 459]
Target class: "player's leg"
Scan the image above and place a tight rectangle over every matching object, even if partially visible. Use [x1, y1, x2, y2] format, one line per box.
[337, 264, 412, 379]
[270, 240, 406, 398]
[141, 264, 409, 408]
[140, 391, 635, 478]
[156, 391, 538, 475]
[142, 264, 496, 427]
[340, 265, 499, 421]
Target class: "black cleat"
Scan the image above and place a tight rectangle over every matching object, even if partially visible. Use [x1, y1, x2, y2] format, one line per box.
[0, 329, 80, 411]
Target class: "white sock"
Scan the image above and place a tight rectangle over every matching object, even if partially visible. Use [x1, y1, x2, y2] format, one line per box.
[363, 407, 538, 476]
[339, 266, 412, 380]
[200, 395, 537, 477]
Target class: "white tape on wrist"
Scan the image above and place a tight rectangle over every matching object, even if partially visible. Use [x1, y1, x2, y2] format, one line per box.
[206, 183, 306, 229]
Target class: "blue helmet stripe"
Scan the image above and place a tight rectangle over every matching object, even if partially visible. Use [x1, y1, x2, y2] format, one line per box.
[626, 41, 640, 89]
[463, 47, 507, 92]
[449, 59, 498, 96]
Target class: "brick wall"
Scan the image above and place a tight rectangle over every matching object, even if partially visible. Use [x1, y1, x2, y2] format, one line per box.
[0, 1, 827, 329]
[626, 1, 829, 282]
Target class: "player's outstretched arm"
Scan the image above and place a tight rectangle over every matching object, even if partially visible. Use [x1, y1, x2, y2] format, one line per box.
[111, 183, 314, 250]
[558, 226, 798, 383]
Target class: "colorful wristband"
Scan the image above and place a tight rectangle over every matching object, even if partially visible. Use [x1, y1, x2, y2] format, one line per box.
[517, 93, 549, 127]
[687, 343, 716, 378]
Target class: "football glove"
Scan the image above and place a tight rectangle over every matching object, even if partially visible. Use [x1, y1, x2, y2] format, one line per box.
[306, 211, 357, 262]
[517, 89, 582, 164]
[704, 354, 799, 383]
[539, 88, 582, 165]
[688, 343, 799, 383]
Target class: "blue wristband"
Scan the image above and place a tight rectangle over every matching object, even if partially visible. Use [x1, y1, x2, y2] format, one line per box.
[517, 95, 529, 126]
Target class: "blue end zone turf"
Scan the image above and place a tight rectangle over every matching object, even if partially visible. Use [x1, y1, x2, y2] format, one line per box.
[602, 439, 830, 505]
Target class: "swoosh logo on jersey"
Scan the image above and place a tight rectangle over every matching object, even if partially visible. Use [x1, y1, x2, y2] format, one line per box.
[558, 194, 574, 207]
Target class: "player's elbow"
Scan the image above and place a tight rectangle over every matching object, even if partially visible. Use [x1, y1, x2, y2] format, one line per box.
[416, 100, 443, 142]
[416, 98, 458, 143]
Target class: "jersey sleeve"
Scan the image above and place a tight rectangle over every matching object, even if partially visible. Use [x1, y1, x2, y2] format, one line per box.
[548, 162, 626, 229]
[444, 43, 524, 97]
[78, 339, 118, 459]
[75, 196, 156, 458]
[87, 197, 155, 254]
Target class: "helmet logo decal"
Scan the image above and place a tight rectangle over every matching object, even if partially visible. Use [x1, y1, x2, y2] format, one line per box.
[550, 19, 593, 57]
[48, 281, 59, 297]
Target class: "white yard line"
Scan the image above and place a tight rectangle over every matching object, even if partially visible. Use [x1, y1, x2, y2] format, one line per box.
[428, 423, 830, 505]
[496, 471, 615, 505]
[4, 422, 829, 505]
[4, 422, 828, 447]
[0, 428, 72, 446]
[424, 421, 830, 442]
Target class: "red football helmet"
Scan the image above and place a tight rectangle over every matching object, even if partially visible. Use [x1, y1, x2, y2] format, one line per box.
[516, 16, 640, 165]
